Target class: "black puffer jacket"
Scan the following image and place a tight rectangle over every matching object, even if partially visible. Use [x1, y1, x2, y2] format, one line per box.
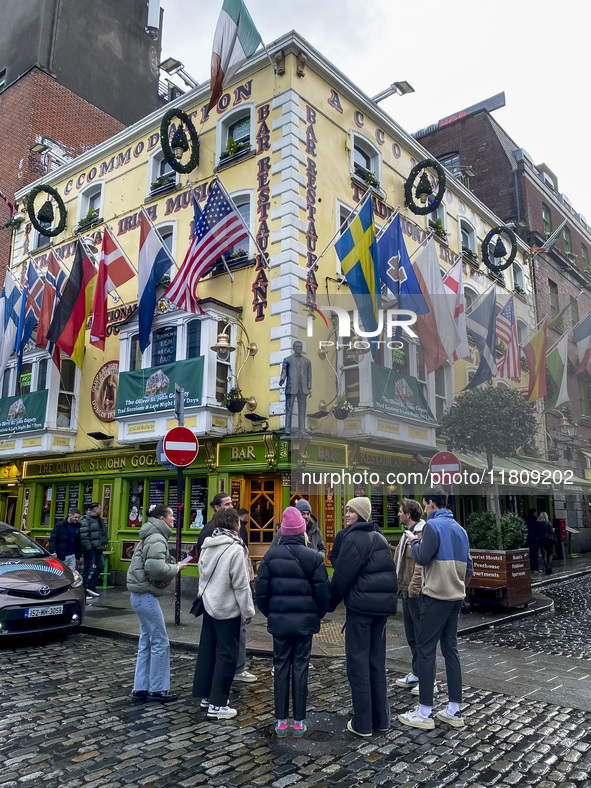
[270, 519, 326, 557]
[329, 520, 397, 616]
[255, 534, 331, 637]
[49, 519, 82, 560]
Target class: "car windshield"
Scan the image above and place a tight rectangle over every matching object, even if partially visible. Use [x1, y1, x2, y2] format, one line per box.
[0, 529, 48, 559]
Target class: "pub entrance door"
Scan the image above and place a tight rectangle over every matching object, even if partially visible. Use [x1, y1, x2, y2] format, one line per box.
[245, 476, 281, 565]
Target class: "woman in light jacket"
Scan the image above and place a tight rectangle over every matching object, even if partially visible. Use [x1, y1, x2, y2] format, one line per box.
[127, 504, 186, 704]
[192, 507, 255, 719]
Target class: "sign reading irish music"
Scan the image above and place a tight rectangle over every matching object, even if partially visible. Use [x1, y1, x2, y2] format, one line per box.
[0, 391, 48, 433]
[115, 358, 204, 418]
[372, 364, 437, 424]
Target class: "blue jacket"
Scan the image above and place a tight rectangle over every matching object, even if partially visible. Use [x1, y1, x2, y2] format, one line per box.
[410, 509, 472, 601]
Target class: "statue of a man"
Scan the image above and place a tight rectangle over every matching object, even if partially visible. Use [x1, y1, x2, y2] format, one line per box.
[279, 340, 312, 436]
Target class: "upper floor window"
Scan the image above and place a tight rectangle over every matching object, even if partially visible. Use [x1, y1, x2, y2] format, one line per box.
[548, 279, 559, 318]
[516, 319, 527, 347]
[129, 334, 142, 370]
[464, 287, 478, 315]
[542, 204, 552, 235]
[186, 320, 201, 358]
[583, 244, 589, 272]
[77, 183, 104, 226]
[57, 359, 76, 428]
[429, 202, 447, 240]
[351, 134, 381, 189]
[155, 222, 175, 261]
[217, 105, 255, 165]
[564, 227, 572, 256]
[460, 220, 477, 259]
[152, 326, 177, 366]
[512, 263, 525, 292]
[441, 153, 460, 172]
[149, 150, 179, 193]
[228, 192, 252, 257]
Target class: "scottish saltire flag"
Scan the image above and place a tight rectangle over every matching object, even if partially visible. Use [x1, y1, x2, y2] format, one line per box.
[543, 334, 569, 413]
[574, 311, 591, 374]
[165, 181, 248, 314]
[15, 262, 44, 371]
[377, 214, 428, 316]
[138, 209, 175, 352]
[496, 297, 520, 379]
[464, 289, 497, 389]
[335, 198, 380, 337]
[208, 0, 262, 113]
[0, 272, 23, 380]
[443, 260, 469, 361]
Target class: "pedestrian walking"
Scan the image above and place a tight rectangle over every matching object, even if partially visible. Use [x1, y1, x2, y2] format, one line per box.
[329, 496, 397, 737]
[394, 499, 438, 696]
[270, 499, 326, 558]
[538, 512, 556, 574]
[79, 502, 108, 597]
[256, 506, 330, 737]
[398, 487, 472, 731]
[192, 507, 255, 719]
[525, 508, 541, 573]
[127, 504, 186, 703]
[49, 508, 82, 572]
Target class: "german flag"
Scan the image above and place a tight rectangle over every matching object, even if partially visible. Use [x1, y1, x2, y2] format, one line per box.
[47, 241, 97, 369]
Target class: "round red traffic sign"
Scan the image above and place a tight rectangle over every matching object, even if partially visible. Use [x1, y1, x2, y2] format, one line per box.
[162, 427, 199, 467]
[429, 451, 462, 480]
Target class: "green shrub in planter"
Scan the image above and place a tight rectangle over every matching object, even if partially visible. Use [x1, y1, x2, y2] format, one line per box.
[466, 511, 526, 551]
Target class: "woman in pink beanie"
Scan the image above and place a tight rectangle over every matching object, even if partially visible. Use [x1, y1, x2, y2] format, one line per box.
[255, 506, 330, 737]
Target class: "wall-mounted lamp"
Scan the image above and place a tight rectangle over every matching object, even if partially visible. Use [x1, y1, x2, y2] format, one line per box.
[159, 57, 199, 89]
[210, 318, 258, 386]
[372, 80, 415, 103]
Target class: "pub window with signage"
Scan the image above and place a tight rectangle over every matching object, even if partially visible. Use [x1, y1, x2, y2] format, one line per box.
[57, 359, 77, 428]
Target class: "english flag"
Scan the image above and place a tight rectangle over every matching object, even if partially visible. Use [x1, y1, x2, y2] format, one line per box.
[442, 259, 469, 361]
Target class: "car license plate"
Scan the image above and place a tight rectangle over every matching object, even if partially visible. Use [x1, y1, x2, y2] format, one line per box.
[24, 605, 64, 618]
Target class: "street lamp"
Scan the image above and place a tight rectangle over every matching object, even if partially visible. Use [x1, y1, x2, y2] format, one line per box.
[210, 319, 258, 386]
[159, 57, 199, 90]
[372, 81, 415, 103]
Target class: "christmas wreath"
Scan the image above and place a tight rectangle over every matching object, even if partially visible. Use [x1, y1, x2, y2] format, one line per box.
[27, 184, 67, 237]
[404, 159, 446, 215]
[481, 225, 517, 273]
[160, 108, 200, 174]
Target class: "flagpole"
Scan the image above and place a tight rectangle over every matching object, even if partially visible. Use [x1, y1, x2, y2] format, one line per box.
[314, 188, 374, 264]
[215, 174, 270, 271]
[375, 208, 400, 241]
[261, 43, 277, 73]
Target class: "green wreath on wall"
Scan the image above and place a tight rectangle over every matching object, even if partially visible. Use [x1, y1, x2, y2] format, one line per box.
[160, 108, 200, 174]
[481, 225, 518, 273]
[27, 184, 67, 237]
[404, 159, 446, 215]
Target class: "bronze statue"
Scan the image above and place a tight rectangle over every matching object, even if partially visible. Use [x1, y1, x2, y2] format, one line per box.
[279, 340, 312, 436]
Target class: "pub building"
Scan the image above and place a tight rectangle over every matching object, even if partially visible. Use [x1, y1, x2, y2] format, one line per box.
[4, 30, 586, 582]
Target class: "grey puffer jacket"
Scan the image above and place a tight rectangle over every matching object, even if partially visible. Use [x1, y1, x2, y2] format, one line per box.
[126, 517, 178, 597]
[79, 514, 108, 551]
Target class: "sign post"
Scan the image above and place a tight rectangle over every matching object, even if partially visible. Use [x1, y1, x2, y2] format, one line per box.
[162, 397, 200, 626]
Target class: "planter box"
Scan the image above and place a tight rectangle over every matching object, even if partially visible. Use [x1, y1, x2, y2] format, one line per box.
[466, 548, 533, 610]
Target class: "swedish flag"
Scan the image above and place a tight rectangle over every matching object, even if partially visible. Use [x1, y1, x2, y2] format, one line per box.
[335, 198, 380, 334]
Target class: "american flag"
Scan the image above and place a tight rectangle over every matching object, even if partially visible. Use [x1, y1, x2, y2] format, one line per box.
[36, 250, 67, 369]
[496, 296, 520, 379]
[164, 180, 248, 313]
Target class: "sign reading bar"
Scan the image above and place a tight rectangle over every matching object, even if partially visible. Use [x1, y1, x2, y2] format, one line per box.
[372, 364, 437, 424]
[0, 390, 48, 433]
[115, 357, 204, 418]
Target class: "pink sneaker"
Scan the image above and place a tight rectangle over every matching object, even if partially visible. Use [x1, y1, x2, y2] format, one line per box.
[292, 722, 307, 737]
[274, 722, 288, 737]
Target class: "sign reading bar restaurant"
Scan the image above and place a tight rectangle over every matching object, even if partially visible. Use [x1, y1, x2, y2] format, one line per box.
[115, 357, 204, 418]
[371, 364, 437, 424]
[0, 391, 48, 433]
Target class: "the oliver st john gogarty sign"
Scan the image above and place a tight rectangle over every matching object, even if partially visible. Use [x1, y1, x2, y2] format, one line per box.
[23, 449, 204, 479]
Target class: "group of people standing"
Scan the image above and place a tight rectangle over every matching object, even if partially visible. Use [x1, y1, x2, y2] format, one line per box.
[123, 487, 473, 737]
[525, 509, 559, 574]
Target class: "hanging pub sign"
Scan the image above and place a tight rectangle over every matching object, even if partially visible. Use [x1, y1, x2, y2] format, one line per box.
[91, 361, 119, 423]
[115, 357, 204, 418]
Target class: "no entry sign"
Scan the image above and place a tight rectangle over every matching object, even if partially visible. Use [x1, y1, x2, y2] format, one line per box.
[429, 451, 462, 482]
[162, 427, 199, 467]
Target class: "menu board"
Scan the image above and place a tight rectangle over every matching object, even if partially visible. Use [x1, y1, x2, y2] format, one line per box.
[149, 480, 166, 506]
[190, 478, 208, 530]
[55, 485, 67, 521]
[370, 486, 384, 528]
[42, 485, 52, 526]
[68, 484, 80, 511]
[386, 490, 399, 529]
[83, 483, 93, 512]
[128, 481, 143, 527]
[168, 481, 178, 511]
[324, 485, 335, 540]
[101, 484, 112, 527]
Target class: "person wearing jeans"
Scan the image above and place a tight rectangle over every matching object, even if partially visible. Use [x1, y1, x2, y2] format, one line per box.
[79, 502, 108, 596]
[127, 504, 186, 703]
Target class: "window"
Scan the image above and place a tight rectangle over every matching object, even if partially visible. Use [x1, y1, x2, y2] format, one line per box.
[16, 363, 33, 396]
[542, 204, 552, 235]
[548, 280, 559, 319]
[564, 227, 572, 256]
[152, 326, 177, 366]
[226, 193, 252, 258]
[1, 368, 11, 398]
[571, 298, 579, 328]
[351, 134, 381, 188]
[218, 105, 255, 164]
[440, 153, 460, 172]
[429, 202, 447, 239]
[149, 151, 178, 193]
[215, 320, 231, 403]
[129, 335, 142, 370]
[512, 263, 525, 292]
[434, 366, 447, 419]
[516, 320, 527, 347]
[464, 287, 478, 315]
[416, 346, 427, 400]
[460, 220, 477, 255]
[579, 376, 589, 417]
[583, 244, 589, 272]
[57, 359, 76, 428]
[78, 183, 104, 225]
[0, 69, 6, 91]
[186, 320, 201, 358]
[156, 223, 175, 259]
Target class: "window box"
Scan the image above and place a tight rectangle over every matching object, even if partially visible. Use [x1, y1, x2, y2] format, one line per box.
[217, 144, 253, 171]
[75, 211, 102, 235]
[462, 248, 479, 267]
[149, 176, 177, 197]
[429, 219, 448, 243]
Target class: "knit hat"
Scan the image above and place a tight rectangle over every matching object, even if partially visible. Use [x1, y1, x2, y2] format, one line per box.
[295, 499, 312, 513]
[281, 506, 306, 535]
[346, 497, 372, 522]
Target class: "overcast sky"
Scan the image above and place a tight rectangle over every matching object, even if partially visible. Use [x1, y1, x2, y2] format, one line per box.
[160, 0, 587, 222]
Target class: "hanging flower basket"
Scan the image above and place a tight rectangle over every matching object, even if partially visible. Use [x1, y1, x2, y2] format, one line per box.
[332, 408, 350, 420]
[221, 387, 247, 413]
[331, 395, 354, 421]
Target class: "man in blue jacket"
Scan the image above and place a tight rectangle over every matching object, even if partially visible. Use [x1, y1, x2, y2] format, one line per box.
[398, 488, 472, 731]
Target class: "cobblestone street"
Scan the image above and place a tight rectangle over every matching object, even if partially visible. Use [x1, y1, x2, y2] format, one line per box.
[3, 628, 591, 788]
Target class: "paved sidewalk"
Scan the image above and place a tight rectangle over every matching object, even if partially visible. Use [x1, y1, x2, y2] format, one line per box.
[81, 552, 591, 658]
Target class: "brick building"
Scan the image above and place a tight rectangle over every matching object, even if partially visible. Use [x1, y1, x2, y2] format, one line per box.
[416, 101, 591, 539]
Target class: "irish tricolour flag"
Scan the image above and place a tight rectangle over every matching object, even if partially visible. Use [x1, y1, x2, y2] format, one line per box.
[208, 0, 262, 113]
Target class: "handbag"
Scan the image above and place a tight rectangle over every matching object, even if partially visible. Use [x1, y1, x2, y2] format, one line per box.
[138, 539, 173, 590]
[190, 545, 231, 617]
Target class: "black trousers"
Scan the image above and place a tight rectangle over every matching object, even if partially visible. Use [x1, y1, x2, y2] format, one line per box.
[417, 595, 463, 706]
[273, 634, 313, 720]
[345, 611, 390, 735]
[192, 611, 240, 707]
[401, 595, 422, 677]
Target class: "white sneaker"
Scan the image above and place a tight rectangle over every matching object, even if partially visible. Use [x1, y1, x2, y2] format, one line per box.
[199, 698, 209, 708]
[436, 709, 465, 728]
[396, 672, 419, 688]
[398, 706, 435, 730]
[85, 596, 93, 604]
[86, 589, 100, 597]
[207, 704, 237, 719]
[411, 682, 438, 696]
[233, 670, 257, 683]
